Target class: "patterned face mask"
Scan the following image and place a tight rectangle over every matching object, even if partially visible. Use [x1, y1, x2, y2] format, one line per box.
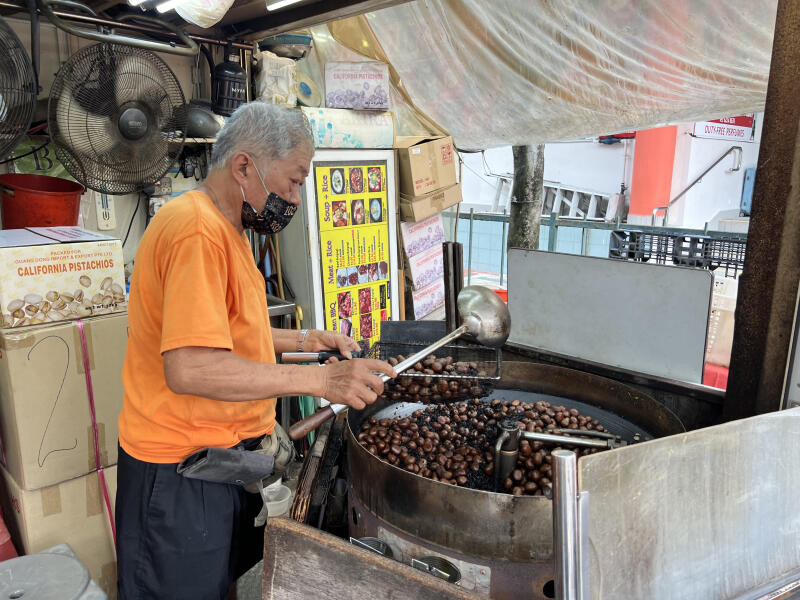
[239, 156, 297, 234]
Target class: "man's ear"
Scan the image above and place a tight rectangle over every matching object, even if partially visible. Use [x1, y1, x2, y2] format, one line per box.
[230, 152, 250, 186]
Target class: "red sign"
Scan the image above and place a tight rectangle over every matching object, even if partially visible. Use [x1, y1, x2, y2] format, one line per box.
[693, 114, 755, 141]
[708, 115, 754, 128]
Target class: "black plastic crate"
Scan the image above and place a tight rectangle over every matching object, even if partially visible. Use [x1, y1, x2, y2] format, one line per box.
[609, 229, 746, 277]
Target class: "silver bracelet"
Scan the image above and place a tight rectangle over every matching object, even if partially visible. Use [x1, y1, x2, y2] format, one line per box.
[297, 329, 309, 352]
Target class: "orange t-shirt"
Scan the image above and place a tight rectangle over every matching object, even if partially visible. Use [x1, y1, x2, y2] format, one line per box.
[119, 190, 276, 463]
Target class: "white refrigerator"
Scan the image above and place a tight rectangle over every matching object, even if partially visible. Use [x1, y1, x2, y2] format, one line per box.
[279, 149, 400, 347]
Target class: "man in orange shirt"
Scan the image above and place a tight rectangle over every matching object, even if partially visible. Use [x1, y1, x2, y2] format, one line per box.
[116, 102, 396, 599]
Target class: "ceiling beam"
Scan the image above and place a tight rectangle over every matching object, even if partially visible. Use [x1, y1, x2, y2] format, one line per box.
[222, 0, 410, 40]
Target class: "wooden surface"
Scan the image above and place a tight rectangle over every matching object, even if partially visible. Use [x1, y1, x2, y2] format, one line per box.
[262, 518, 482, 600]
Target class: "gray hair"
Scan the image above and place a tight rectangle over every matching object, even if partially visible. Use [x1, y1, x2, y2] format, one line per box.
[210, 101, 314, 169]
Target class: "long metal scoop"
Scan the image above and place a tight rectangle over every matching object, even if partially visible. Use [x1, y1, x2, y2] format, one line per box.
[287, 286, 511, 441]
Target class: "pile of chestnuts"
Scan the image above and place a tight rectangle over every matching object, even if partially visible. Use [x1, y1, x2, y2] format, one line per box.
[357, 397, 608, 496]
[378, 354, 491, 405]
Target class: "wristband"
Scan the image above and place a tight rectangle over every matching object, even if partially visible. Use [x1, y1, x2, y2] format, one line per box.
[297, 329, 309, 352]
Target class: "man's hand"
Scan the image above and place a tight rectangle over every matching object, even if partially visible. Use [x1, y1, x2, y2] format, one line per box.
[319, 358, 397, 409]
[304, 329, 361, 358]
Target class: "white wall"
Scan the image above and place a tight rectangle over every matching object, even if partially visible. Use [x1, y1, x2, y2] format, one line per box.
[544, 140, 629, 194]
[670, 115, 763, 229]
[459, 140, 629, 211]
[4, 17, 200, 266]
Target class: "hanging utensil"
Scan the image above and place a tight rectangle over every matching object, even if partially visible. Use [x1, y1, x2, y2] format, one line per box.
[287, 286, 511, 441]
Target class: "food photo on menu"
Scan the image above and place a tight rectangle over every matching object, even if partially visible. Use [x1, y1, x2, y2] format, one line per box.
[367, 167, 381, 192]
[336, 267, 349, 288]
[339, 318, 352, 337]
[368, 262, 379, 282]
[358, 287, 372, 314]
[357, 264, 369, 284]
[347, 266, 359, 286]
[337, 291, 352, 317]
[352, 199, 365, 225]
[332, 201, 348, 227]
[349, 168, 364, 193]
[360, 313, 373, 339]
[369, 198, 383, 223]
[331, 168, 345, 194]
[379, 261, 389, 279]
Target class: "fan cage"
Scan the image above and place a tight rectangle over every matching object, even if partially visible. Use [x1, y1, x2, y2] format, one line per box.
[48, 43, 187, 194]
[0, 18, 37, 160]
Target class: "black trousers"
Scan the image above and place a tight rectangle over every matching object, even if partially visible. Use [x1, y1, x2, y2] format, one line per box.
[116, 442, 265, 600]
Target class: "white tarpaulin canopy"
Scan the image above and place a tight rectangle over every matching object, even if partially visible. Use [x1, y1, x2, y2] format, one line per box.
[306, 0, 777, 149]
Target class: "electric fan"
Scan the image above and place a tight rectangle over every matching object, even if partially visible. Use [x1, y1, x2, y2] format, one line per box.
[48, 43, 187, 194]
[0, 17, 37, 159]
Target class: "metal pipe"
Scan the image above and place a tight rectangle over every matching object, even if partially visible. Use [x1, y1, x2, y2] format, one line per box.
[552, 449, 579, 600]
[576, 491, 590, 599]
[38, 0, 198, 55]
[547, 212, 558, 252]
[500, 209, 507, 286]
[493, 419, 521, 490]
[467, 208, 474, 285]
[0, 0, 252, 49]
[522, 430, 615, 450]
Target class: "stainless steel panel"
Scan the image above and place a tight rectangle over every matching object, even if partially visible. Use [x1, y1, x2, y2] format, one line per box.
[580, 408, 800, 600]
[507, 248, 712, 383]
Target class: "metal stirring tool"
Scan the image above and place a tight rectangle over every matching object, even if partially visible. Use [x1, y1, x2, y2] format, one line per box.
[287, 286, 511, 441]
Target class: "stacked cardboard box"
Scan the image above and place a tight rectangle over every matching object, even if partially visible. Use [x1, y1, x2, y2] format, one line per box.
[0, 311, 127, 598]
[400, 214, 447, 319]
[396, 135, 461, 223]
[395, 136, 461, 319]
[0, 227, 126, 329]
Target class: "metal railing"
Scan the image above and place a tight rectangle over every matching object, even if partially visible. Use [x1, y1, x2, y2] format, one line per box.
[445, 209, 748, 287]
[651, 146, 742, 226]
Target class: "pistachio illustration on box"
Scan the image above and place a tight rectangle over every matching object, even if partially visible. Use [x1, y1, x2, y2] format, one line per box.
[0, 228, 126, 328]
[2, 275, 126, 327]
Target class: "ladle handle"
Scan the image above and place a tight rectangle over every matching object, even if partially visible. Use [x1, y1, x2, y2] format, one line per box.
[288, 403, 347, 440]
[379, 325, 468, 382]
[288, 325, 468, 439]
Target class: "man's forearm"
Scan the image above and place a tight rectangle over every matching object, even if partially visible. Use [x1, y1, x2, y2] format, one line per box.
[271, 327, 305, 355]
[163, 346, 324, 401]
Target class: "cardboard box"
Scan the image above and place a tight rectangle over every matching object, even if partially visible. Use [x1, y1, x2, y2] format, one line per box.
[0, 465, 117, 599]
[324, 61, 390, 110]
[411, 278, 445, 320]
[400, 213, 446, 258]
[407, 245, 444, 291]
[0, 312, 127, 490]
[400, 183, 462, 222]
[396, 136, 458, 197]
[0, 227, 126, 329]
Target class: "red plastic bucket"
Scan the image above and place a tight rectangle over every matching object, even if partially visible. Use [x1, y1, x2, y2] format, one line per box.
[0, 173, 84, 229]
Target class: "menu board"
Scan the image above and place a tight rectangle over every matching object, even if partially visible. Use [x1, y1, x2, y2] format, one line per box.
[316, 161, 391, 347]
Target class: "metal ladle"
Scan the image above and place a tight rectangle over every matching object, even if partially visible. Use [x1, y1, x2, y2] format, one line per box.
[287, 286, 511, 441]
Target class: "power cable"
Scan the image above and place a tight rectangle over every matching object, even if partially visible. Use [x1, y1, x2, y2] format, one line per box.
[123, 193, 141, 247]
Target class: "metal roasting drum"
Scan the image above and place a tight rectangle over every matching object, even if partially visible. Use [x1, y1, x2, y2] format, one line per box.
[288, 286, 512, 440]
[345, 361, 684, 599]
